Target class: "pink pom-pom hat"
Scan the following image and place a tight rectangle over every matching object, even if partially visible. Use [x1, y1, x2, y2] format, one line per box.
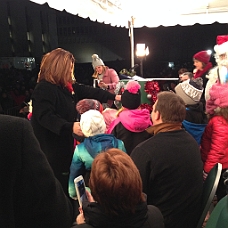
[206, 82, 228, 114]
[121, 80, 141, 109]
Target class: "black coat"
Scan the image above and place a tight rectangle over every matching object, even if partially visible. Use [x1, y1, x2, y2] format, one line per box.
[111, 122, 151, 155]
[131, 129, 203, 228]
[72, 201, 164, 228]
[185, 102, 208, 124]
[0, 115, 73, 228]
[31, 80, 115, 194]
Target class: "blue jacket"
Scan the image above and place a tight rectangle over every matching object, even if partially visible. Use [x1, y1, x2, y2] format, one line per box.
[182, 120, 207, 145]
[68, 134, 126, 198]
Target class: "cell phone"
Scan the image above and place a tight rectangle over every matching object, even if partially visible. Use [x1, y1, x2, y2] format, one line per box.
[74, 175, 88, 207]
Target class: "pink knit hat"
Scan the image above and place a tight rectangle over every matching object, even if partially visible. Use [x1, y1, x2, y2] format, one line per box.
[193, 51, 211, 64]
[206, 82, 228, 114]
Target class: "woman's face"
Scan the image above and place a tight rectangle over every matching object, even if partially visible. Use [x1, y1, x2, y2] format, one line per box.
[193, 59, 204, 71]
[95, 66, 104, 75]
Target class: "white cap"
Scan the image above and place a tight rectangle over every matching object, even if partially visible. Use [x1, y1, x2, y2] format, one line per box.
[80, 110, 106, 137]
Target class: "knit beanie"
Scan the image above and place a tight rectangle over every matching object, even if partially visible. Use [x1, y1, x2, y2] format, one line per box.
[92, 54, 104, 69]
[121, 80, 141, 109]
[175, 78, 204, 105]
[80, 110, 106, 137]
[206, 82, 228, 115]
[76, 99, 103, 114]
[193, 51, 211, 64]
[102, 108, 118, 132]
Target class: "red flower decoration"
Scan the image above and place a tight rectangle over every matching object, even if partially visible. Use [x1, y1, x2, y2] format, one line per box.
[140, 103, 152, 113]
[145, 81, 160, 104]
[140, 81, 160, 113]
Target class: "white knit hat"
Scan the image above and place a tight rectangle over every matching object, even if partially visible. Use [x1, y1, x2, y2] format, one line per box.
[91, 54, 104, 69]
[80, 110, 106, 137]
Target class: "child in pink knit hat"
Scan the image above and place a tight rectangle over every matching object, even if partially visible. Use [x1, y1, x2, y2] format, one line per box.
[205, 82, 228, 114]
[201, 82, 228, 201]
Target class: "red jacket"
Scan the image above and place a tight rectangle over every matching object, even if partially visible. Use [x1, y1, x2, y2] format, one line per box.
[201, 115, 228, 173]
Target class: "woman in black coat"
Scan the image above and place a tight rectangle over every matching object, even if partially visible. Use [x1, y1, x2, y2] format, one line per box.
[31, 48, 120, 196]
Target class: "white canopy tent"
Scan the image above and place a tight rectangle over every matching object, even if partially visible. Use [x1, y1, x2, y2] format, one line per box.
[29, 0, 228, 67]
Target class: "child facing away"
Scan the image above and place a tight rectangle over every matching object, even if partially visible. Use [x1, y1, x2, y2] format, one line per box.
[107, 80, 152, 155]
[175, 78, 208, 145]
[68, 109, 126, 199]
[201, 82, 228, 201]
[76, 98, 118, 133]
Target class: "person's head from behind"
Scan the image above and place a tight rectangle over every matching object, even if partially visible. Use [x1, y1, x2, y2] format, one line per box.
[206, 82, 228, 121]
[121, 80, 141, 110]
[175, 78, 203, 105]
[80, 110, 106, 137]
[76, 99, 103, 115]
[38, 48, 75, 86]
[151, 91, 186, 125]
[89, 148, 145, 215]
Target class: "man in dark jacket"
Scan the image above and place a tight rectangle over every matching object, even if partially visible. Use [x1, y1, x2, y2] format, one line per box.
[131, 91, 203, 228]
[0, 114, 73, 228]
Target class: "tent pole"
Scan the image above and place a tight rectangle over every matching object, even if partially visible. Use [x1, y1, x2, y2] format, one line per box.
[129, 16, 134, 68]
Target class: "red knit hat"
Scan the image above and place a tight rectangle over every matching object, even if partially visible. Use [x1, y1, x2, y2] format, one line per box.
[206, 82, 228, 114]
[193, 51, 211, 64]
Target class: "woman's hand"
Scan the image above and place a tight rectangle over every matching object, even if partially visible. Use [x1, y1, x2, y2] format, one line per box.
[98, 81, 108, 90]
[76, 192, 94, 225]
[86, 190, 95, 202]
[73, 122, 84, 137]
[76, 207, 85, 224]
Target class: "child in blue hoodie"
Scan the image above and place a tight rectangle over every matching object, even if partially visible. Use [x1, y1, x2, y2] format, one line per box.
[68, 109, 126, 199]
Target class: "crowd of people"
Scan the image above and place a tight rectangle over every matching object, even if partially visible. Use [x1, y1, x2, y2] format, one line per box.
[0, 67, 37, 117]
[1, 34, 228, 228]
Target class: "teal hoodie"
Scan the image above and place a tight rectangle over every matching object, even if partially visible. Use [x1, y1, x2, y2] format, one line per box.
[68, 133, 126, 199]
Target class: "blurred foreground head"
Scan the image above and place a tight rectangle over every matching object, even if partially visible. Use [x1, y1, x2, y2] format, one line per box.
[89, 148, 145, 215]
